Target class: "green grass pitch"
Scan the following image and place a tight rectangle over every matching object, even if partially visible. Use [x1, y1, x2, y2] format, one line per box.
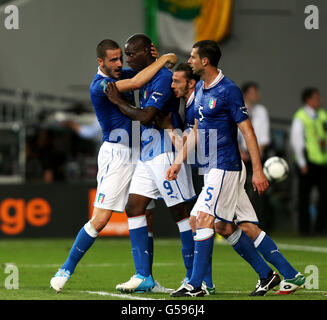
[0, 236, 326, 300]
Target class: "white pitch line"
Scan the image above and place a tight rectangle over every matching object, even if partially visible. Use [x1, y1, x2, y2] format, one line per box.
[8, 242, 327, 269]
[82, 290, 164, 300]
[214, 290, 326, 294]
[217, 241, 327, 254]
[276, 243, 327, 254]
[14, 262, 181, 268]
[83, 290, 326, 297]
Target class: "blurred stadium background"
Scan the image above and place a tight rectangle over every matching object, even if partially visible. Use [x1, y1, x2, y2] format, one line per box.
[0, 0, 326, 300]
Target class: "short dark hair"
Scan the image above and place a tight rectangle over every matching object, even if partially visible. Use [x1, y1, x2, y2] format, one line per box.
[174, 63, 200, 82]
[241, 82, 259, 94]
[96, 39, 120, 59]
[126, 33, 152, 51]
[301, 87, 319, 103]
[192, 40, 222, 67]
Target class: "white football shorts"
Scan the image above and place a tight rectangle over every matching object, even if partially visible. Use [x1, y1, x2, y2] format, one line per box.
[190, 161, 258, 224]
[129, 151, 196, 207]
[93, 142, 156, 212]
[93, 142, 134, 212]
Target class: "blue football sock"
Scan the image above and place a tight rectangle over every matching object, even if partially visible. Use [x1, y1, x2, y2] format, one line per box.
[192, 230, 213, 286]
[62, 223, 96, 274]
[128, 216, 151, 277]
[256, 232, 298, 279]
[177, 219, 194, 280]
[203, 235, 214, 288]
[180, 229, 194, 279]
[231, 229, 272, 279]
[189, 228, 214, 288]
[148, 232, 154, 276]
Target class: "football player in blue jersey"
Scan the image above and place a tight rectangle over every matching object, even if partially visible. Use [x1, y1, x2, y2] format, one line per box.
[105, 34, 197, 293]
[154, 63, 216, 296]
[50, 39, 178, 293]
[167, 40, 305, 297]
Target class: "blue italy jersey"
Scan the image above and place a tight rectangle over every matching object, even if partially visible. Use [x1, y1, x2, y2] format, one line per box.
[139, 67, 182, 161]
[194, 71, 249, 171]
[89, 68, 136, 146]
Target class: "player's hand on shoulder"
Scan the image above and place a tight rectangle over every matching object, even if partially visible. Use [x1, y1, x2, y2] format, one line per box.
[162, 53, 178, 69]
[252, 169, 269, 195]
[151, 43, 159, 59]
[106, 82, 123, 105]
[166, 163, 181, 181]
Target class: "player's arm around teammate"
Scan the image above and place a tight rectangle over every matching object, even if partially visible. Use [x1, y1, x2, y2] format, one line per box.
[91, 55, 177, 233]
[50, 40, 176, 293]
[102, 52, 177, 93]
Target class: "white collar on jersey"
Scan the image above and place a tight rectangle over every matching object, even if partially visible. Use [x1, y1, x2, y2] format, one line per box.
[204, 69, 224, 89]
[304, 105, 318, 118]
[97, 66, 109, 78]
[185, 91, 195, 108]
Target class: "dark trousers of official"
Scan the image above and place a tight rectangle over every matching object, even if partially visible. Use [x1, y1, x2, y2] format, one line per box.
[297, 162, 327, 235]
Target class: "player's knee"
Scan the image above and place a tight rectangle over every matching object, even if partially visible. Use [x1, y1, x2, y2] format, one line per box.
[145, 209, 154, 232]
[125, 202, 137, 217]
[214, 221, 226, 235]
[215, 221, 234, 237]
[189, 216, 197, 232]
[125, 195, 150, 217]
[170, 202, 190, 222]
[90, 208, 112, 232]
[196, 212, 214, 229]
[239, 222, 261, 240]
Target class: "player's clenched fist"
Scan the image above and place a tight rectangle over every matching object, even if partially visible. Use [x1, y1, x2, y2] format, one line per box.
[166, 163, 182, 181]
[163, 53, 178, 69]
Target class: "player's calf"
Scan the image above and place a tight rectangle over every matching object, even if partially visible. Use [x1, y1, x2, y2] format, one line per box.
[90, 208, 112, 232]
[49, 220, 100, 293]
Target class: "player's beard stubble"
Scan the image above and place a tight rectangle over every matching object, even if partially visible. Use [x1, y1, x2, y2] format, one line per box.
[104, 64, 122, 80]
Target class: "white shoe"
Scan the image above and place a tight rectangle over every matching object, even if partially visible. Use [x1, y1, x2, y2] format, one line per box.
[116, 274, 154, 293]
[50, 269, 71, 293]
[150, 281, 174, 293]
[276, 273, 306, 295]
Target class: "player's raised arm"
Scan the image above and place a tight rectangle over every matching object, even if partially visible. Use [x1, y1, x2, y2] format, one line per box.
[238, 118, 269, 195]
[115, 53, 177, 92]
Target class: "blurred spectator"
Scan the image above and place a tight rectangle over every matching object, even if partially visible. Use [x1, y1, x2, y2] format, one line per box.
[239, 82, 270, 160]
[238, 82, 272, 230]
[25, 118, 100, 183]
[64, 119, 101, 142]
[290, 87, 327, 235]
[36, 128, 68, 183]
